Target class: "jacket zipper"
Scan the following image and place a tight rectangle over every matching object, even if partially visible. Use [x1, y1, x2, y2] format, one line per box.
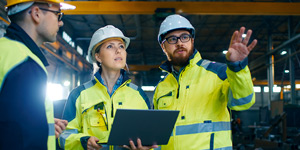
[110, 80, 130, 118]
[111, 102, 114, 118]
[176, 84, 180, 98]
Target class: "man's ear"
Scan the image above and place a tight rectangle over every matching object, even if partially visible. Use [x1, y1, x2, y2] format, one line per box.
[161, 43, 167, 54]
[191, 38, 194, 45]
[29, 6, 41, 24]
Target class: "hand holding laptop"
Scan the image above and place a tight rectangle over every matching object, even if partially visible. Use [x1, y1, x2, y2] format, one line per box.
[87, 136, 102, 150]
[123, 138, 158, 150]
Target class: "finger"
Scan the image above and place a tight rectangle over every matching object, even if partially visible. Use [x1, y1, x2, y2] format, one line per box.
[62, 120, 68, 126]
[237, 27, 245, 43]
[56, 120, 67, 130]
[55, 124, 63, 133]
[151, 145, 159, 148]
[129, 140, 137, 149]
[91, 138, 100, 148]
[123, 145, 131, 150]
[55, 131, 59, 138]
[230, 30, 239, 47]
[87, 145, 94, 150]
[242, 29, 252, 45]
[247, 39, 258, 52]
[137, 138, 143, 149]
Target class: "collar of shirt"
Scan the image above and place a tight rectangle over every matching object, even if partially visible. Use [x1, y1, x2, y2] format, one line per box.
[5, 23, 49, 66]
[97, 69, 124, 97]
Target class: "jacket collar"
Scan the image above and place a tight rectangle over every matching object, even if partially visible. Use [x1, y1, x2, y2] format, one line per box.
[94, 67, 130, 85]
[159, 49, 202, 73]
[5, 23, 49, 66]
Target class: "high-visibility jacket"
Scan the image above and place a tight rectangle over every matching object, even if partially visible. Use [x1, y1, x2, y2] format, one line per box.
[0, 35, 55, 149]
[153, 50, 255, 150]
[59, 70, 150, 150]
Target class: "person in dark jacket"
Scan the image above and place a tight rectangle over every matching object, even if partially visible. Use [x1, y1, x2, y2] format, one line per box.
[0, 0, 73, 149]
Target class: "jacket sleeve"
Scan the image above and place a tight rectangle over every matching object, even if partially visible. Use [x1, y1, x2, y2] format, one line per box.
[59, 88, 91, 150]
[225, 57, 255, 110]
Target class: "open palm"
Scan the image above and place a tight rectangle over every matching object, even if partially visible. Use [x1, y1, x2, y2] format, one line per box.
[226, 27, 257, 62]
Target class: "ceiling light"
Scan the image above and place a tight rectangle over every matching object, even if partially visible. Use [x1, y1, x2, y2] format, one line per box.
[223, 50, 228, 54]
[142, 86, 155, 91]
[242, 34, 246, 38]
[280, 51, 287, 55]
[284, 70, 289, 73]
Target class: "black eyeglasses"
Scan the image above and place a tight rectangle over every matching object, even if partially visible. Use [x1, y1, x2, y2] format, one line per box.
[163, 34, 192, 44]
[39, 7, 63, 21]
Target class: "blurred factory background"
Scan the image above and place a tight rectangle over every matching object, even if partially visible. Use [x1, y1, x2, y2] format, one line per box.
[1, 0, 300, 149]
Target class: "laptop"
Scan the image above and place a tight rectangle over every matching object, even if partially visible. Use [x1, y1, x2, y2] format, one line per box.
[106, 109, 179, 146]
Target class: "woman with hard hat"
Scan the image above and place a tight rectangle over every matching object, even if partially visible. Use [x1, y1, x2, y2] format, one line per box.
[59, 25, 157, 150]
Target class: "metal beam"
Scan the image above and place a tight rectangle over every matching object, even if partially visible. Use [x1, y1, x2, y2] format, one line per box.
[253, 80, 300, 86]
[63, 2, 300, 15]
[250, 33, 300, 71]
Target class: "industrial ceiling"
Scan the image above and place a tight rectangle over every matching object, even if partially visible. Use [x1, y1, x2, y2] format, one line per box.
[1, 0, 300, 87]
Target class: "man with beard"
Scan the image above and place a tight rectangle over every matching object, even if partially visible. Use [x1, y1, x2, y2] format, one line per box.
[153, 14, 257, 150]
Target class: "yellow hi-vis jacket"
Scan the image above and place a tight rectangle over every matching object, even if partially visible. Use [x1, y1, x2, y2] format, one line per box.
[153, 50, 255, 150]
[59, 70, 150, 150]
[0, 37, 55, 150]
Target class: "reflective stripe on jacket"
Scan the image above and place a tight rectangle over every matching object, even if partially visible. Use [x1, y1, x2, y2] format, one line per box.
[153, 50, 255, 150]
[59, 70, 150, 150]
[0, 37, 55, 149]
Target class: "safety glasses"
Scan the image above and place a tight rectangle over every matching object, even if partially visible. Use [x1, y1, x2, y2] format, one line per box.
[163, 34, 192, 44]
[39, 7, 63, 21]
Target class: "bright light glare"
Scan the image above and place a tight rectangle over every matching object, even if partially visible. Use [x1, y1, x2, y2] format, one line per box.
[63, 80, 70, 87]
[223, 50, 228, 54]
[47, 83, 63, 101]
[284, 70, 289, 73]
[142, 86, 155, 91]
[160, 75, 165, 79]
[273, 85, 281, 93]
[263, 86, 281, 93]
[242, 34, 246, 38]
[253, 86, 261, 93]
[280, 51, 287, 55]
[60, 3, 76, 10]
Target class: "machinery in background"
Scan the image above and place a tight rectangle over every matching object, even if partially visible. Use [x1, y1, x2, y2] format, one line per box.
[232, 101, 300, 150]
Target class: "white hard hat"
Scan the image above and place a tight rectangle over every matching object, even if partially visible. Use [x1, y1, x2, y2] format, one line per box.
[87, 25, 130, 64]
[158, 14, 195, 44]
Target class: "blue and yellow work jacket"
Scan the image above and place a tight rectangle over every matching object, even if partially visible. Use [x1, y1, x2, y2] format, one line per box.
[59, 69, 151, 150]
[153, 50, 255, 150]
[0, 23, 55, 150]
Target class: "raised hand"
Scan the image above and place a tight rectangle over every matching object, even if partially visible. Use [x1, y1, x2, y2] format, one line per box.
[226, 27, 257, 62]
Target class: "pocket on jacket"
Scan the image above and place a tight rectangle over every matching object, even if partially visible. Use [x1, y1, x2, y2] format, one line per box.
[90, 117, 106, 127]
[88, 114, 109, 141]
[157, 91, 173, 109]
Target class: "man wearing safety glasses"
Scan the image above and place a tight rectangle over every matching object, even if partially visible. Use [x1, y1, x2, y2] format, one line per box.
[154, 14, 258, 150]
[0, 0, 74, 149]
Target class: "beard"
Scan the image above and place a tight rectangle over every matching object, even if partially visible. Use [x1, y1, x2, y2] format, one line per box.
[168, 45, 194, 67]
